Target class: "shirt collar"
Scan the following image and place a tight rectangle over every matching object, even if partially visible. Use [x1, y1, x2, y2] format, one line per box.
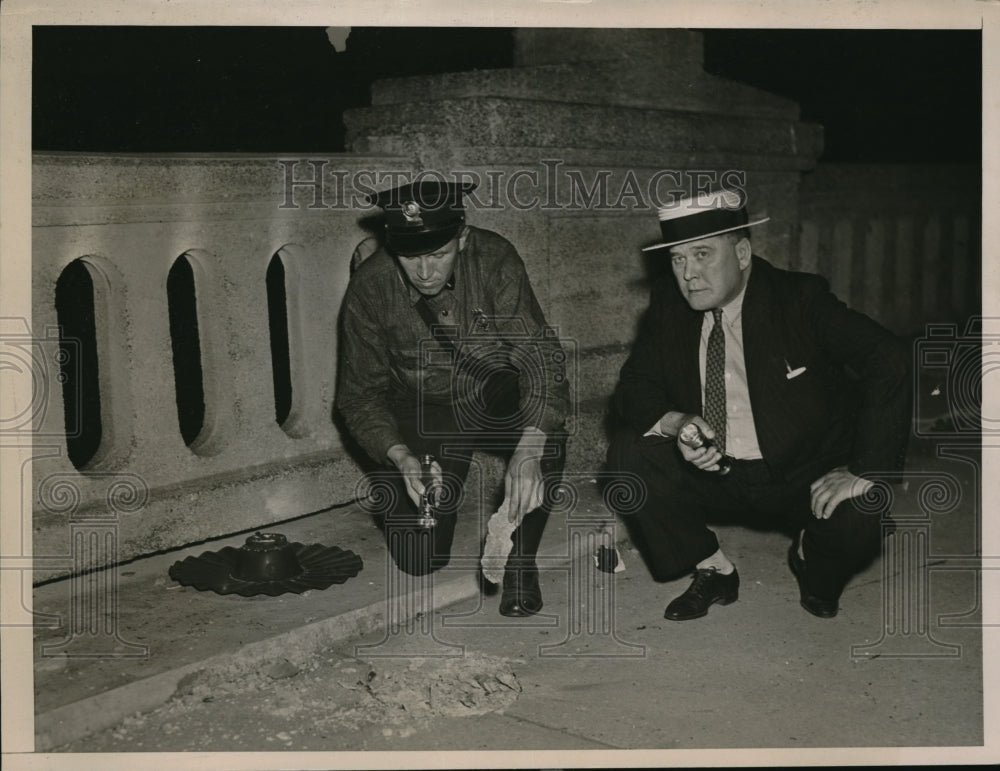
[725, 283, 748, 322]
[708, 262, 752, 325]
[709, 279, 748, 326]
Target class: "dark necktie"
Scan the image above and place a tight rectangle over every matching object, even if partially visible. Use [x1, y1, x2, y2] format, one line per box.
[704, 309, 726, 453]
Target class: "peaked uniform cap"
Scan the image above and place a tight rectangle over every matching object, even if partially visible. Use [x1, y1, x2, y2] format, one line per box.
[643, 188, 769, 252]
[368, 179, 478, 256]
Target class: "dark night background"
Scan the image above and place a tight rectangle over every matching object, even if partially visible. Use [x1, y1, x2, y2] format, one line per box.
[33, 27, 980, 161]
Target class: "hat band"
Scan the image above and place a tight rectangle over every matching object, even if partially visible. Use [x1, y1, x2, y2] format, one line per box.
[387, 221, 463, 256]
[387, 212, 464, 235]
[659, 207, 749, 246]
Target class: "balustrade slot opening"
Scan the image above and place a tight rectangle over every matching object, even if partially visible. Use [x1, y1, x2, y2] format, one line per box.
[266, 255, 293, 427]
[55, 259, 102, 469]
[167, 256, 206, 447]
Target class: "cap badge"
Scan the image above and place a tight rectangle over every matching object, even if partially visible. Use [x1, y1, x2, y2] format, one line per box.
[401, 201, 424, 225]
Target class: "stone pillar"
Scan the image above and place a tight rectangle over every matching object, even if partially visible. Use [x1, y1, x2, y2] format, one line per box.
[345, 29, 823, 468]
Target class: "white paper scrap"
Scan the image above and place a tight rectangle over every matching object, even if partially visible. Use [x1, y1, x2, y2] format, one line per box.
[480, 500, 518, 585]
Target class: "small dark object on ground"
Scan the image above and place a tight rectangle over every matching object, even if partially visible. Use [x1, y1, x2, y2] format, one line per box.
[596, 545, 619, 573]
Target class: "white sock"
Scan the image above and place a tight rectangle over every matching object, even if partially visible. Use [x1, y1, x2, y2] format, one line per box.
[696, 549, 734, 575]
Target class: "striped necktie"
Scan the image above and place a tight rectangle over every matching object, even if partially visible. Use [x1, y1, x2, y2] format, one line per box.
[704, 309, 727, 453]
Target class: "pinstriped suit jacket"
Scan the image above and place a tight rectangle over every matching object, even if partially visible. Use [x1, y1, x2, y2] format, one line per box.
[613, 256, 911, 485]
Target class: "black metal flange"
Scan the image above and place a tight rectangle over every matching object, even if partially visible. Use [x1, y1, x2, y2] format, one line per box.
[168, 531, 364, 597]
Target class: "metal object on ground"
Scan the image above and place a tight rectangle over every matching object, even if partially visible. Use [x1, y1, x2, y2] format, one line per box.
[168, 531, 364, 597]
[595, 545, 619, 573]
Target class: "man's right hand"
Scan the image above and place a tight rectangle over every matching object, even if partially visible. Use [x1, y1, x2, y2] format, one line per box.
[386, 444, 442, 508]
[674, 414, 725, 472]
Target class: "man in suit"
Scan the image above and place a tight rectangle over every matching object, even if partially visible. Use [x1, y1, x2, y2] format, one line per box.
[606, 188, 910, 620]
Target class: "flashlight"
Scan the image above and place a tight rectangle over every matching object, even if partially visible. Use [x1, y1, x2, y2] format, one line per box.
[417, 453, 438, 527]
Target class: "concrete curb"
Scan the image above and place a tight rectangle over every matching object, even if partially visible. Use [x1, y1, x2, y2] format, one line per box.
[35, 524, 625, 751]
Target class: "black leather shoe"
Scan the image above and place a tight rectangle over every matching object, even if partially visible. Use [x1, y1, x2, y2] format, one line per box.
[788, 544, 839, 618]
[664, 567, 739, 621]
[500, 563, 543, 617]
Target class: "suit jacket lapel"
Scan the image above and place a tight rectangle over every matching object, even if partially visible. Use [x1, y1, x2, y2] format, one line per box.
[742, 257, 793, 456]
[742, 257, 771, 407]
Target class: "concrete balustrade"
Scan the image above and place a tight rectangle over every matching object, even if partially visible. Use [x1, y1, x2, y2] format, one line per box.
[30, 153, 803, 579]
[798, 163, 980, 335]
[32, 154, 418, 577]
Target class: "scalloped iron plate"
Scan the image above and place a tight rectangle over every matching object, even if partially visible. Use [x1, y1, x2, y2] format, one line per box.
[169, 541, 364, 597]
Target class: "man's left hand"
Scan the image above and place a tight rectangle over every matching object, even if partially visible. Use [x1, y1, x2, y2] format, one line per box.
[809, 466, 874, 519]
[504, 428, 547, 523]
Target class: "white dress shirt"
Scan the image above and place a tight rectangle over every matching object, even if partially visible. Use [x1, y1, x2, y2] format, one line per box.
[645, 285, 764, 460]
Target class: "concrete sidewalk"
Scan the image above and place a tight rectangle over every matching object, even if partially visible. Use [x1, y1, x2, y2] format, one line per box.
[32, 443, 986, 756]
[32, 460, 619, 750]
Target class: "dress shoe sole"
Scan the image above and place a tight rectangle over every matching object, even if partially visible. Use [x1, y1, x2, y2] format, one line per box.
[663, 591, 738, 621]
[499, 601, 542, 618]
[787, 546, 838, 619]
[800, 600, 838, 619]
[500, 568, 543, 617]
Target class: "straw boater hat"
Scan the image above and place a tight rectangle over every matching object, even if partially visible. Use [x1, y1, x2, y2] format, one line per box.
[643, 188, 769, 252]
[368, 180, 477, 256]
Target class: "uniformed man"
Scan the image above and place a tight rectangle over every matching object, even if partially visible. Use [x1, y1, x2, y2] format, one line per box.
[337, 179, 570, 616]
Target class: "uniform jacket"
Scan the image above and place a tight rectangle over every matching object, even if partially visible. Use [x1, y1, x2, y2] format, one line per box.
[337, 226, 569, 464]
[614, 256, 911, 484]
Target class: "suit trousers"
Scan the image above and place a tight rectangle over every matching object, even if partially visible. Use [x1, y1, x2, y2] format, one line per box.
[373, 391, 567, 577]
[606, 428, 886, 601]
